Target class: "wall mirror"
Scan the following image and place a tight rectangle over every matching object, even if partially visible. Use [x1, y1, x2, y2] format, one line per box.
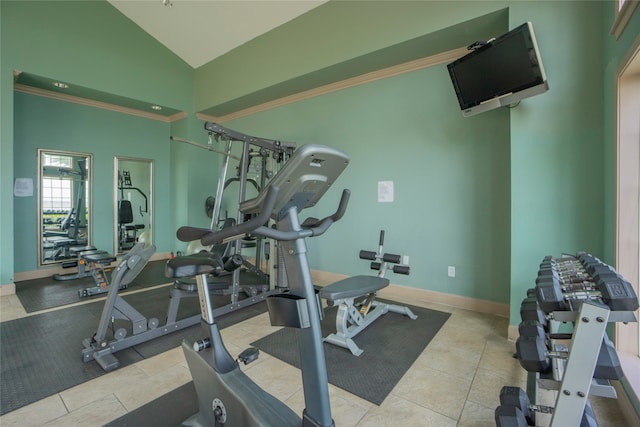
[38, 149, 93, 266]
[114, 157, 153, 255]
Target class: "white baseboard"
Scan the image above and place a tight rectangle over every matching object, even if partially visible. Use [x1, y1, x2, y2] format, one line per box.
[311, 270, 510, 317]
[0, 283, 16, 296]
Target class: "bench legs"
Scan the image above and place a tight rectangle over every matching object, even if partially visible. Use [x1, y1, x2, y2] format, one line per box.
[323, 295, 417, 356]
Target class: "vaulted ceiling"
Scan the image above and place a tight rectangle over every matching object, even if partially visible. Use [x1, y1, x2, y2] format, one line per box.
[107, 0, 328, 68]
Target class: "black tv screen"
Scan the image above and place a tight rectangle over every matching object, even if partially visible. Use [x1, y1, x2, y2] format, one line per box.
[447, 22, 548, 116]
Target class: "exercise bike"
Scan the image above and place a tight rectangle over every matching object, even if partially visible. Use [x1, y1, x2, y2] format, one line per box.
[165, 142, 350, 427]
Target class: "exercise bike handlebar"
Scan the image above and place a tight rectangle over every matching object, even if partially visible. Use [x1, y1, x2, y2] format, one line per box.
[253, 189, 350, 241]
[176, 187, 350, 247]
[176, 185, 280, 246]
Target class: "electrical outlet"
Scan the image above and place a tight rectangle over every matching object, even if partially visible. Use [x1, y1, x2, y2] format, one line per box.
[448, 266, 456, 278]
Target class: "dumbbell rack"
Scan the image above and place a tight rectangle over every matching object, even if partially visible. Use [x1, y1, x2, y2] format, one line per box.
[535, 303, 614, 426]
[501, 253, 638, 427]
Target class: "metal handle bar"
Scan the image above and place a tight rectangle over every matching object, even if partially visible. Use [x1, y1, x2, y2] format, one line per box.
[204, 122, 296, 153]
[252, 189, 351, 241]
[176, 185, 280, 246]
[177, 188, 350, 246]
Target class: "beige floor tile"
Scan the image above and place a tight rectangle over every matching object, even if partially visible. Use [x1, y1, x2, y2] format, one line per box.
[114, 363, 192, 411]
[135, 345, 186, 377]
[428, 323, 488, 355]
[457, 399, 497, 427]
[42, 394, 126, 427]
[326, 393, 370, 426]
[418, 340, 482, 380]
[392, 366, 472, 420]
[477, 346, 524, 381]
[60, 364, 150, 412]
[284, 388, 370, 426]
[243, 356, 303, 401]
[466, 367, 527, 411]
[327, 382, 375, 410]
[0, 394, 68, 427]
[0, 294, 27, 322]
[358, 395, 458, 426]
[590, 395, 632, 427]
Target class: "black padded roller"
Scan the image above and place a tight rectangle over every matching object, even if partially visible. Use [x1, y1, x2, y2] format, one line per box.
[359, 250, 377, 260]
[223, 254, 244, 272]
[382, 253, 401, 264]
[393, 265, 410, 275]
[370, 262, 381, 270]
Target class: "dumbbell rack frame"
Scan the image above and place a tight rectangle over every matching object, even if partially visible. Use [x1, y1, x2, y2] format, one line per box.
[527, 302, 637, 426]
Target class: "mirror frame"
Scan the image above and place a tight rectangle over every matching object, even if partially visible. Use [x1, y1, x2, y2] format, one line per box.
[113, 156, 153, 255]
[37, 148, 93, 266]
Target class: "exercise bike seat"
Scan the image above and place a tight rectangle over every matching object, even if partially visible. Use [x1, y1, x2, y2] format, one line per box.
[166, 254, 222, 279]
[320, 275, 389, 301]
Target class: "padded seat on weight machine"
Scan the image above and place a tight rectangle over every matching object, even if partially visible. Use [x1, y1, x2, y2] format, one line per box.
[69, 245, 97, 256]
[320, 275, 389, 302]
[166, 254, 222, 279]
[46, 236, 77, 248]
[83, 252, 117, 265]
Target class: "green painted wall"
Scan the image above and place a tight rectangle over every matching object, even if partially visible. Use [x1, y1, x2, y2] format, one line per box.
[2, 1, 193, 107]
[225, 63, 511, 303]
[13, 92, 172, 272]
[1, 0, 197, 281]
[508, 1, 607, 323]
[1, 0, 636, 331]
[195, 1, 507, 112]
[196, 1, 618, 317]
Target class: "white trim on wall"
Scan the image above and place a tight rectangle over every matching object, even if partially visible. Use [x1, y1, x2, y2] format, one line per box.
[13, 84, 187, 123]
[611, 0, 640, 39]
[198, 46, 469, 123]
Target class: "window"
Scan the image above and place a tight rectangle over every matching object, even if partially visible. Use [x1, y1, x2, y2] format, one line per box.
[41, 178, 72, 211]
[615, 37, 640, 402]
[41, 153, 74, 211]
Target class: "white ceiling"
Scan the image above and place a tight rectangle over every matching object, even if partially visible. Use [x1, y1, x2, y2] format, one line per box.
[108, 0, 328, 69]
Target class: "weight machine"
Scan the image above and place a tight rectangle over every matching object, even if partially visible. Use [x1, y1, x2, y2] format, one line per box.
[171, 123, 297, 309]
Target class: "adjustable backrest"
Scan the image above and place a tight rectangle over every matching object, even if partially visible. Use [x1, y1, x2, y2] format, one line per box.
[118, 200, 134, 225]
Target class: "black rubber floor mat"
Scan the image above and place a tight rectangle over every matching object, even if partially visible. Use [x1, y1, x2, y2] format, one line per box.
[251, 300, 450, 405]
[14, 260, 170, 313]
[0, 286, 267, 415]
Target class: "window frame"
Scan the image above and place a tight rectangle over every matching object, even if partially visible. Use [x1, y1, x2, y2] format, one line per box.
[611, 0, 640, 40]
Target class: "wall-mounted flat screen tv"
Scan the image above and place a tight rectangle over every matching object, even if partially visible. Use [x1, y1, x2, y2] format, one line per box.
[447, 21, 548, 117]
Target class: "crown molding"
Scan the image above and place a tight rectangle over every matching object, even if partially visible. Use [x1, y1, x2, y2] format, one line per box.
[14, 83, 186, 123]
[199, 46, 468, 123]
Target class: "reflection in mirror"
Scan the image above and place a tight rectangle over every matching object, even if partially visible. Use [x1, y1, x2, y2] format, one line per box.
[114, 157, 153, 255]
[38, 149, 92, 266]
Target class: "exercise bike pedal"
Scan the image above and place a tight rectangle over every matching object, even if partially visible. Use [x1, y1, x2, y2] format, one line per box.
[237, 347, 260, 365]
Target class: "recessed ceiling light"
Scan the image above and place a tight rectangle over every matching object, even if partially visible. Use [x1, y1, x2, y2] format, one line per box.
[53, 82, 69, 89]
[151, 105, 162, 111]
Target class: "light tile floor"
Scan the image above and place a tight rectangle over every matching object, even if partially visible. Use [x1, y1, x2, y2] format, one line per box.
[0, 291, 631, 426]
